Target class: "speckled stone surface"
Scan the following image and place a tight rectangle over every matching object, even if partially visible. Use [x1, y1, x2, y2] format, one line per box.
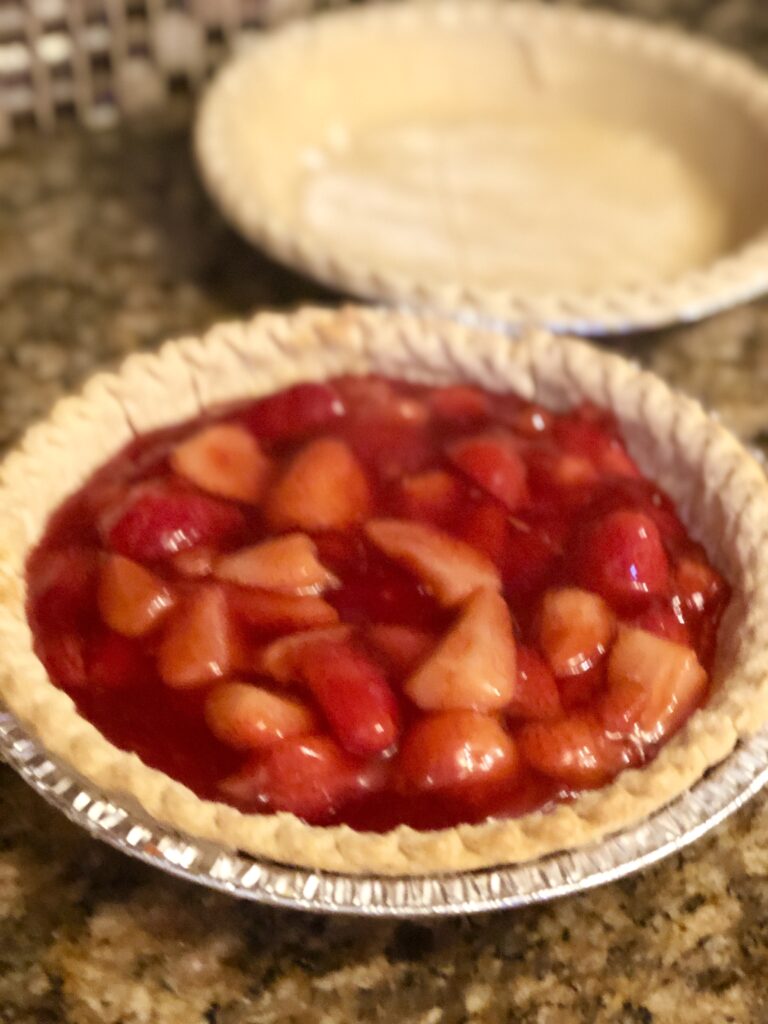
[3, 2, 768, 1022]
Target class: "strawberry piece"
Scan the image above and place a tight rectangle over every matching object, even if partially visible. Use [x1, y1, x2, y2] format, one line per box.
[447, 433, 529, 512]
[28, 546, 98, 629]
[265, 438, 371, 532]
[429, 385, 490, 424]
[574, 509, 670, 607]
[104, 482, 246, 561]
[338, 377, 433, 479]
[219, 735, 379, 822]
[405, 588, 516, 712]
[336, 377, 428, 428]
[230, 588, 339, 633]
[527, 446, 598, 492]
[98, 554, 175, 637]
[366, 624, 435, 675]
[398, 710, 519, 796]
[507, 646, 562, 721]
[204, 682, 316, 750]
[673, 554, 727, 622]
[602, 625, 708, 744]
[243, 382, 345, 440]
[518, 713, 631, 788]
[630, 599, 690, 647]
[365, 519, 500, 607]
[537, 588, 615, 677]
[298, 639, 399, 755]
[586, 478, 688, 546]
[260, 625, 353, 683]
[395, 470, 463, 526]
[158, 584, 239, 688]
[215, 534, 336, 595]
[555, 416, 639, 479]
[39, 632, 88, 688]
[171, 546, 216, 578]
[170, 423, 272, 505]
[495, 400, 554, 437]
[351, 412, 432, 480]
[87, 630, 151, 689]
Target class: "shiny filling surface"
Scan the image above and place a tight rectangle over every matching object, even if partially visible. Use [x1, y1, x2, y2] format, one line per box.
[26, 376, 729, 831]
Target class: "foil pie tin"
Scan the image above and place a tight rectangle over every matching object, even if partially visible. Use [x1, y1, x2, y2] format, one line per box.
[3, 706, 767, 917]
[196, 1, 768, 335]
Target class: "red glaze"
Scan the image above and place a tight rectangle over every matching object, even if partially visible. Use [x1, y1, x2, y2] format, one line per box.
[26, 375, 729, 832]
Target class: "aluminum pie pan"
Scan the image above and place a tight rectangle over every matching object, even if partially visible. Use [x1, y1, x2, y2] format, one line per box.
[2, 702, 767, 917]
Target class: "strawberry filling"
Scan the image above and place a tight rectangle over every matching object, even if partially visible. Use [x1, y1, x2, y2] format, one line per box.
[26, 375, 730, 832]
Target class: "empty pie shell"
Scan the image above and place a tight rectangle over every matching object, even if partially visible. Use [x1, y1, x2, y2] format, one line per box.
[195, 1, 768, 334]
[1, 306, 768, 875]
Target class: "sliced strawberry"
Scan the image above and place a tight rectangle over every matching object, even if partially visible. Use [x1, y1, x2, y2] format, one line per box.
[586, 477, 687, 546]
[259, 625, 353, 683]
[158, 584, 239, 688]
[555, 416, 639, 479]
[219, 735, 380, 822]
[87, 630, 151, 689]
[242, 382, 345, 440]
[537, 588, 615, 677]
[171, 546, 216, 578]
[104, 482, 245, 561]
[27, 546, 98, 630]
[574, 509, 670, 607]
[365, 519, 500, 607]
[525, 444, 598, 493]
[495, 399, 554, 437]
[230, 588, 339, 633]
[429, 385, 490, 425]
[351, 410, 432, 480]
[602, 625, 708, 744]
[298, 639, 399, 756]
[507, 646, 562, 721]
[333, 375, 397, 417]
[630, 599, 690, 647]
[204, 682, 316, 750]
[518, 713, 631, 788]
[265, 438, 371, 532]
[98, 554, 175, 637]
[366, 624, 435, 675]
[214, 534, 336, 595]
[395, 470, 463, 526]
[338, 376, 433, 479]
[447, 433, 529, 512]
[398, 710, 519, 797]
[673, 554, 727, 622]
[405, 588, 516, 712]
[170, 423, 272, 505]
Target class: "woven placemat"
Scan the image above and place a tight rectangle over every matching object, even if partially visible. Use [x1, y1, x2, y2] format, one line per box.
[0, 0, 361, 146]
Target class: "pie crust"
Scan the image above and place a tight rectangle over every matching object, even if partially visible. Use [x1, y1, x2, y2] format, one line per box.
[195, 1, 768, 334]
[1, 306, 768, 876]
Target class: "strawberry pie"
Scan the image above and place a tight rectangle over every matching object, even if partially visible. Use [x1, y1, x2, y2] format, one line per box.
[1, 308, 767, 875]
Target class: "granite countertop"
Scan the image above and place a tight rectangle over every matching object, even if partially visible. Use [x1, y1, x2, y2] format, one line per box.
[4, 2, 768, 1021]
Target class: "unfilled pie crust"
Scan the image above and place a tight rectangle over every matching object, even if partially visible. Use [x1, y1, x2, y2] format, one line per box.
[195, 1, 768, 333]
[1, 306, 768, 875]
